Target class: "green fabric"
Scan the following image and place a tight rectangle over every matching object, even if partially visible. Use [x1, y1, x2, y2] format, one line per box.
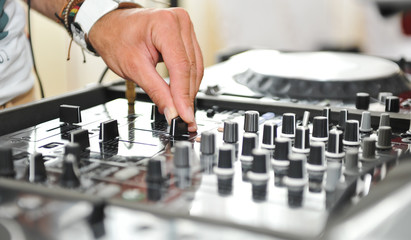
[0, 0, 9, 40]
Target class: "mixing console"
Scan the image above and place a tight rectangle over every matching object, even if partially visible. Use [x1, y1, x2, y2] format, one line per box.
[0, 80, 410, 239]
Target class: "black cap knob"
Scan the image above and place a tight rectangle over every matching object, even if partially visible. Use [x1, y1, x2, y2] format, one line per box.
[60, 154, 80, 188]
[273, 138, 290, 161]
[223, 121, 238, 143]
[379, 113, 390, 127]
[0, 146, 15, 178]
[251, 149, 269, 174]
[322, 107, 331, 128]
[281, 113, 296, 138]
[241, 133, 258, 158]
[385, 96, 400, 113]
[360, 111, 372, 133]
[169, 117, 188, 137]
[337, 109, 348, 130]
[312, 116, 329, 142]
[287, 154, 305, 179]
[293, 126, 310, 153]
[87, 200, 106, 239]
[244, 111, 259, 133]
[200, 131, 215, 155]
[327, 129, 344, 158]
[215, 145, 235, 176]
[59, 104, 82, 124]
[71, 129, 90, 150]
[99, 119, 119, 142]
[151, 105, 166, 122]
[376, 126, 392, 150]
[261, 121, 277, 149]
[356, 92, 370, 110]
[308, 142, 325, 166]
[146, 157, 164, 183]
[361, 137, 376, 160]
[174, 142, 191, 168]
[343, 120, 360, 146]
[31, 153, 47, 183]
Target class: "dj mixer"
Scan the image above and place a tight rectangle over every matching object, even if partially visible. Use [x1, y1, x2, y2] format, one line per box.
[1, 50, 411, 239]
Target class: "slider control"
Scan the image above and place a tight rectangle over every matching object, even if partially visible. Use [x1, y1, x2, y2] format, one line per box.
[99, 119, 119, 142]
[71, 129, 90, 150]
[169, 117, 188, 138]
[151, 105, 166, 122]
[60, 104, 82, 124]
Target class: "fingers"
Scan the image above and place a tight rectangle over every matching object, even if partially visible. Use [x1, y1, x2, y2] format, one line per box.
[153, 9, 198, 128]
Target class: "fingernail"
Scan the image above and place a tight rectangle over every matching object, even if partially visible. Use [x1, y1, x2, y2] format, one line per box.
[164, 107, 178, 124]
[188, 121, 198, 132]
[184, 107, 195, 123]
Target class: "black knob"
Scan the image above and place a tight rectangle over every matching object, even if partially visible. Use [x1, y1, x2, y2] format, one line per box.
[200, 131, 215, 155]
[71, 129, 90, 150]
[337, 109, 348, 131]
[59, 104, 82, 124]
[379, 113, 390, 127]
[359, 111, 372, 133]
[99, 119, 119, 142]
[146, 157, 165, 183]
[60, 154, 80, 188]
[31, 153, 47, 183]
[376, 126, 392, 150]
[169, 117, 188, 137]
[344, 149, 359, 175]
[174, 141, 191, 168]
[288, 154, 305, 179]
[343, 120, 360, 146]
[87, 200, 106, 239]
[214, 145, 235, 177]
[327, 129, 345, 158]
[311, 116, 329, 142]
[281, 113, 296, 138]
[361, 137, 376, 160]
[244, 111, 259, 133]
[251, 149, 269, 174]
[151, 105, 166, 122]
[322, 107, 331, 128]
[356, 92, 370, 110]
[146, 156, 165, 201]
[293, 126, 310, 153]
[206, 106, 219, 118]
[273, 138, 290, 161]
[223, 121, 238, 143]
[261, 121, 277, 150]
[385, 96, 400, 113]
[240, 133, 258, 160]
[0, 146, 15, 178]
[308, 142, 325, 166]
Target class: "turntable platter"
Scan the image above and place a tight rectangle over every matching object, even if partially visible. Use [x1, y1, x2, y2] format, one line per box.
[232, 50, 411, 100]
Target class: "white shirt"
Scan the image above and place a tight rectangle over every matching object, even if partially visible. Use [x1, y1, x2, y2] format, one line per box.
[0, 0, 34, 105]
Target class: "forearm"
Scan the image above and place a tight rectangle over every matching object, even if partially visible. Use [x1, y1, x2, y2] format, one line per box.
[24, 0, 67, 20]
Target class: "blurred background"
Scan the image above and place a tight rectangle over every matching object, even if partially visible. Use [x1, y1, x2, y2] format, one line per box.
[23, 0, 411, 99]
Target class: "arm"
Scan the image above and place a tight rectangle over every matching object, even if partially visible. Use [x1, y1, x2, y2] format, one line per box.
[25, 1, 203, 132]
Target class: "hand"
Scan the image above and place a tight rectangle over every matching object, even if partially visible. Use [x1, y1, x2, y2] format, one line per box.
[88, 7, 203, 132]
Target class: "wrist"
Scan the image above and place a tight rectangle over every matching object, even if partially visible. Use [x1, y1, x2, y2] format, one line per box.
[61, 0, 141, 55]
